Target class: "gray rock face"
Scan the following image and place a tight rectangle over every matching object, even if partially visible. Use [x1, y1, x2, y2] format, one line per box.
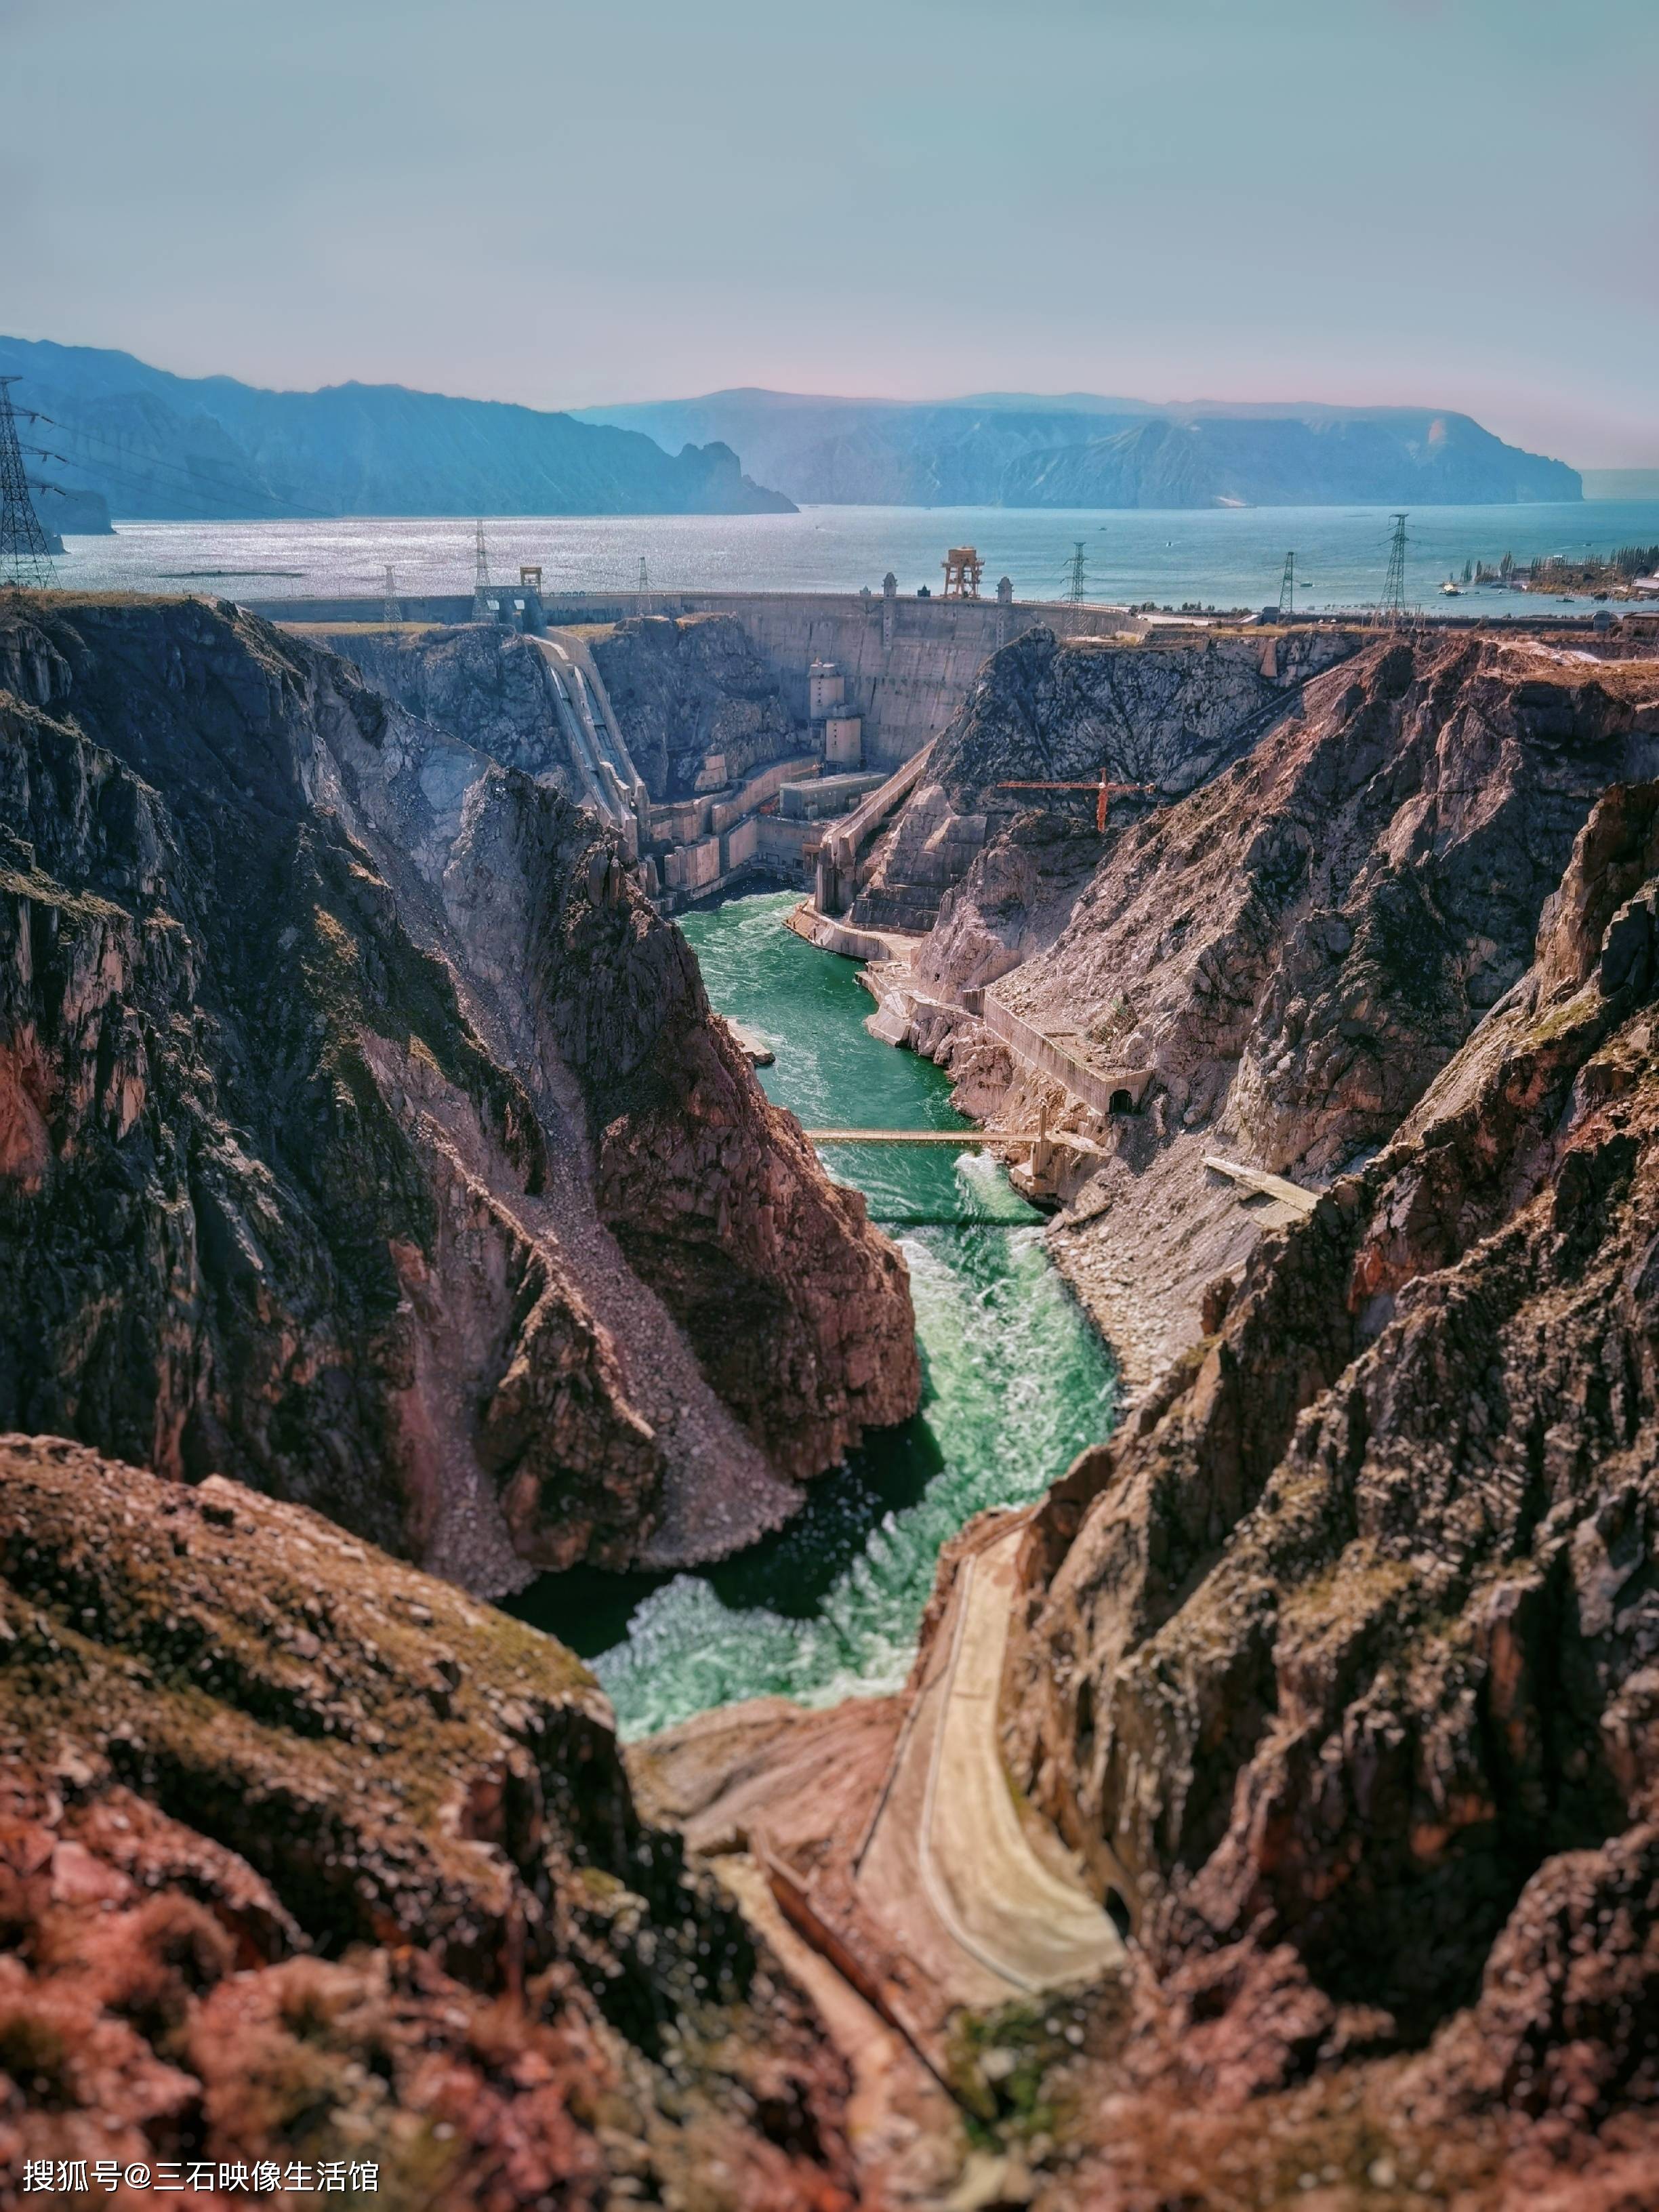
[590, 615, 798, 800]
[0, 596, 919, 1593]
[325, 622, 578, 793]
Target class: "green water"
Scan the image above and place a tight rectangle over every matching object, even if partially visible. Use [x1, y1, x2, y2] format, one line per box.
[509, 889, 1116, 1736]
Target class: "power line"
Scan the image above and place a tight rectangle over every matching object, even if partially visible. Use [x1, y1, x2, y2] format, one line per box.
[24, 438, 274, 523]
[0, 379, 56, 588]
[18, 405, 334, 518]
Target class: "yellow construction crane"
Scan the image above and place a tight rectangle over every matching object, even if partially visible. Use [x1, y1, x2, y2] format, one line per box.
[996, 775, 1153, 833]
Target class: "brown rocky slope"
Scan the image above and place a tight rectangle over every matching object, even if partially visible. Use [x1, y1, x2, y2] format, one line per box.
[892, 630, 1659, 1380]
[0, 1433, 859, 2210]
[0, 595, 917, 1591]
[851, 621, 1359, 935]
[991, 775, 1659, 2203]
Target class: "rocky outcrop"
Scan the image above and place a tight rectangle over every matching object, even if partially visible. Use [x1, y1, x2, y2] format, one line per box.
[0, 1434, 857, 2209]
[0, 595, 918, 1591]
[851, 622, 1358, 932]
[994, 775, 1659, 2175]
[314, 621, 578, 793]
[590, 614, 798, 800]
[35, 485, 112, 544]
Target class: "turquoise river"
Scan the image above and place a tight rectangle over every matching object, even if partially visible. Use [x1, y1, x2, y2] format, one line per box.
[508, 889, 1117, 1738]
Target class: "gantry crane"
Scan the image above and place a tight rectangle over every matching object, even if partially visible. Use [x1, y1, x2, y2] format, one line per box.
[996, 775, 1153, 833]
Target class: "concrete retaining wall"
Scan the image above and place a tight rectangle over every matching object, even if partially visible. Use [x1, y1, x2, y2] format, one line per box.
[720, 816, 760, 872]
[981, 997, 1151, 1115]
[663, 836, 722, 894]
[756, 817, 815, 869]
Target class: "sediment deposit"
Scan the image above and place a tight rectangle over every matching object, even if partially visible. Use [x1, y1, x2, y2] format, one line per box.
[0, 596, 918, 1591]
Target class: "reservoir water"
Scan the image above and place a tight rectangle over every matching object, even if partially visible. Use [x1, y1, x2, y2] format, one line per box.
[51, 498, 1659, 617]
[508, 889, 1117, 1738]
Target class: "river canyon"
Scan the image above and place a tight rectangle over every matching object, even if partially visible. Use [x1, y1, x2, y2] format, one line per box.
[4, 583, 1659, 2210]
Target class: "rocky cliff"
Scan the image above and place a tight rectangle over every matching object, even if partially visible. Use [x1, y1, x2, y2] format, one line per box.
[312, 621, 579, 796]
[588, 615, 799, 801]
[0, 1433, 858, 2209]
[0, 595, 918, 1593]
[888, 631, 1659, 1381]
[852, 622, 1358, 933]
[985, 774, 1659, 2203]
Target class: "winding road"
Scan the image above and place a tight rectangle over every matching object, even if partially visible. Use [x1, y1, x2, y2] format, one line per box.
[856, 1518, 1124, 2004]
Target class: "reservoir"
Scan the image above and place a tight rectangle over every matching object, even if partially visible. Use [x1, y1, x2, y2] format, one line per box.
[52, 498, 1659, 617]
[510, 889, 1117, 1738]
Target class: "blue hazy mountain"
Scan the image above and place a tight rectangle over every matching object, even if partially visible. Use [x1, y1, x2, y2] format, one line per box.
[573, 389, 1580, 508]
[0, 338, 794, 520]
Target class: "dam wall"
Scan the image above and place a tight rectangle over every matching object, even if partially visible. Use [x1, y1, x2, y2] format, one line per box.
[260, 587, 1141, 770]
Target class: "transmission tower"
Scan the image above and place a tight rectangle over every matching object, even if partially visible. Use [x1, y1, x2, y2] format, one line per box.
[472, 521, 492, 618]
[1066, 540, 1087, 603]
[1277, 552, 1296, 619]
[0, 379, 57, 589]
[637, 556, 649, 593]
[1378, 512, 1410, 624]
[382, 563, 401, 627]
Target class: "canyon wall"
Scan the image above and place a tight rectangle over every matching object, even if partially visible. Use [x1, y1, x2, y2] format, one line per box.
[0, 596, 918, 1592]
[987, 773, 1659, 2200]
[885, 631, 1659, 1379]
[311, 620, 581, 793]
[260, 589, 1131, 773]
[587, 614, 798, 798]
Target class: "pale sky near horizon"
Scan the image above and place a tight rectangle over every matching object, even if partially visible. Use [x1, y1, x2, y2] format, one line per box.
[5, 0, 1656, 465]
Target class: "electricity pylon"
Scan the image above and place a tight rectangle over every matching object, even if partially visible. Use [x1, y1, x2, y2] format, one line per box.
[0, 379, 57, 588]
[382, 564, 400, 626]
[472, 521, 492, 618]
[1066, 540, 1087, 603]
[637, 556, 649, 593]
[1378, 512, 1409, 623]
[1277, 552, 1296, 619]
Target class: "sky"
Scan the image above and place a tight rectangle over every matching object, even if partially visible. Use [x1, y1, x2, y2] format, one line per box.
[5, 0, 1656, 466]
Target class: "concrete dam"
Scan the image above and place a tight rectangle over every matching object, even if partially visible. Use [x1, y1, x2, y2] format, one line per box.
[256, 576, 1119, 769]
[259, 573, 1387, 918]
[259, 573, 1147, 912]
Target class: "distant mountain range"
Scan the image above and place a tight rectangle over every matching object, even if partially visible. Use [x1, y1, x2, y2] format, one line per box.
[0, 338, 795, 523]
[575, 389, 1581, 508]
